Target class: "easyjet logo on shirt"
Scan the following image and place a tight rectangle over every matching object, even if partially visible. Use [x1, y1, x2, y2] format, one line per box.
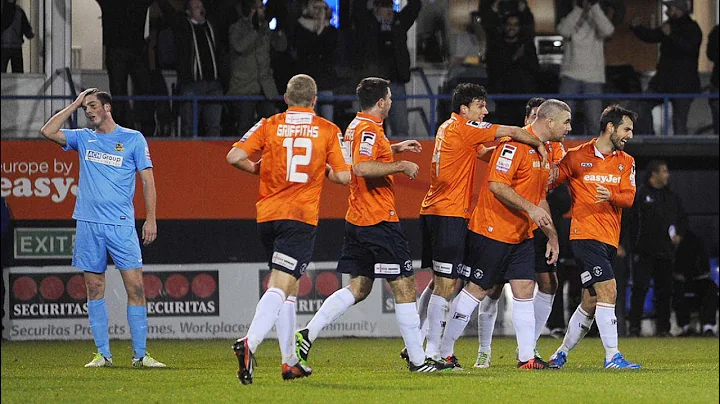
[583, 173, 621, 184]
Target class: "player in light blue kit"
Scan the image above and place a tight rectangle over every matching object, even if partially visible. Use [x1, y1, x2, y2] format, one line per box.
[40, 88, 165, 368]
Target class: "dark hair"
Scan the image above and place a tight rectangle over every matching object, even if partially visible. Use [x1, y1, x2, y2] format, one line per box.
[451, 83, 487, 114]
[356, 77, 390, 111]
[600, 104, 637, 135]
[503, 12, 522, 25]
[525, 97, 546, 119]
[88, 89, 113, 107]
[374, 0, 393, 8]
[644, 159, 667, 183]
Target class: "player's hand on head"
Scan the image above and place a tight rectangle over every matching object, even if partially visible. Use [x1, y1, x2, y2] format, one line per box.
[594, 184, 611, 203]
[401, 161, 419, 179]
[74, 88, 97, 107]
[142, 220, 157, 246]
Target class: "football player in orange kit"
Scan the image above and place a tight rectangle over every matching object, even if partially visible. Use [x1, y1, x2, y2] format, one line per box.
[438, 99, 571, 369]
[295, 77, 452, 373]
[416, 86, 549, 368]
[547, 104, 641, 370]
[227, 74, 351, 385]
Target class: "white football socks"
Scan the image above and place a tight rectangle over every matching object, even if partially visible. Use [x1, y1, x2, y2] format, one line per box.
[306, 287, 355, 342]
[276, 296, 298, 366]
[439, 289, 479, 358]
[513, 297, 536, 362]
[246, 287, 286, 353]
[478, 296, 499, 353]
[558, 305, 594, 355]
[533, 291, 554, 344]
[596, 303, 620, 361]
[424, 294, 449, 359]
[395, 302, 425, 366]
[417, 284, 433, 342]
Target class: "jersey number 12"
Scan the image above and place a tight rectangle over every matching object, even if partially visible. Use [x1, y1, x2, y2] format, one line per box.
[283, 137, 312, 183]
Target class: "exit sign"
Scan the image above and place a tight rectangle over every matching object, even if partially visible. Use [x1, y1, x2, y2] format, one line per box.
[14, 228, 75, 259]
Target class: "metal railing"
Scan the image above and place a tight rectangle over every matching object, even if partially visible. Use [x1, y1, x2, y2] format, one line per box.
[2, 91, 718, 138]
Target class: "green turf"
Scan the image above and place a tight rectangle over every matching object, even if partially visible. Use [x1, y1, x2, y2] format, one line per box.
[1, 336, 718, 403]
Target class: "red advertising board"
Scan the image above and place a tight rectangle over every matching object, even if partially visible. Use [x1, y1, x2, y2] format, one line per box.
[1, 139, 583, 220]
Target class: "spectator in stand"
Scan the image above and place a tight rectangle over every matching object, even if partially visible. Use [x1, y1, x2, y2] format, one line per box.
[627, 160, 687, 337]
[352, 0, 421, 138]
[477, 0, 535, 51]
[708, 24, 719, 135]
[157, 0, 223, 137]
[557, 0, 614, 136]
[672, 230, 718, 337]
[1, 0, 34, 73]
[481, 10, 539, 126]
[293, 0, 338, 121]
[94, 0, 155, 136]
[630, 0, 702, 136]
[264, 0, 304, 96]
[416, 0, 450, 63]
[227, 0, 287, 137]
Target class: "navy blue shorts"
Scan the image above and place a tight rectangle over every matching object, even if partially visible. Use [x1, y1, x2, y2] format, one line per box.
[420, 215, 468, 279]
[258, 220, 317, 280]
[533, 228, 557, 274]
[460, 231, 535, 290]
[571, 239, 617, 288]
[337, 221, 413, 280]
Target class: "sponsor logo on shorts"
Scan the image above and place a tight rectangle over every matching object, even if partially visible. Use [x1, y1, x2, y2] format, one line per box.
[403, 260, 413, 272]
[458, 264, 471, 278]
[85, 150, 123, 167]
[593, 266, 603, 277]
[374, 263, 401, 275]
[272, 251, 298, 271]
[580, 271, 592, 284]
[473, 268, 484, 280]
[432, 260, 453, 274]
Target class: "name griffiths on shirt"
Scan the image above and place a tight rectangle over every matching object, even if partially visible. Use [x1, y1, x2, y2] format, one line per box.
[1, 158, 77, 203]
[276, 124, 320, 138]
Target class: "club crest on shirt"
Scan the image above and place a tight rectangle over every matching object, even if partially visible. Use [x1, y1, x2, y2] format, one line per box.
[618, 164, 624, 172]
[114, 143, 125, 152]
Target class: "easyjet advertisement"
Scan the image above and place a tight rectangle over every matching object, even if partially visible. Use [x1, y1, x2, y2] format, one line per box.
[1, 139, 582, 220]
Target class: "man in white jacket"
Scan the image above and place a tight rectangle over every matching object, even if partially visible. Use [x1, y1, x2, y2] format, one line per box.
[557, 0, 614, 137]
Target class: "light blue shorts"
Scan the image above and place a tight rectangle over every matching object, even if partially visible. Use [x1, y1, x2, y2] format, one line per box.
[73, 220, 143, 273]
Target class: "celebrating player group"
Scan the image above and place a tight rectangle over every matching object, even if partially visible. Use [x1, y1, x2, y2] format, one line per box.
[224, 72, 641, 385]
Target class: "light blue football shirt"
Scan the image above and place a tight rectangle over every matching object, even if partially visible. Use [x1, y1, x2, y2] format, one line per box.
[61, 125, 153, 226]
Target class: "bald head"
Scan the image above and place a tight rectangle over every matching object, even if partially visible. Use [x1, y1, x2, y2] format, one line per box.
[533, 99, 572, 141]
[286, 74, 317, 107]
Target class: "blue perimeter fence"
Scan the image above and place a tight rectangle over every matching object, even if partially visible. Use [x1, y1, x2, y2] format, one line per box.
[3, 91, 718, 138]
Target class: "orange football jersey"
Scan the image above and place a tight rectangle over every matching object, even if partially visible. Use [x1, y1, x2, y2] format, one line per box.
[343, 112, 398, 226]
[420, 113, 499, 218]
[556, 139, 636, 248]
[232, 106, 349, 226]
[469, 126, 550, 244]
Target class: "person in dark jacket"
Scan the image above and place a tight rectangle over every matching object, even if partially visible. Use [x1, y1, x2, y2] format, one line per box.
[352, 0, 421, 138]
[95, 0, 155, 136]
[672, 230, 718, 337]
[481, 11, 539, 126]
[1, 0, 34, 73]
[627, 160, 687, 337]
[158, 0, 223, 137]
[630, 0, 702, 135]
[708, 24, 719, 136]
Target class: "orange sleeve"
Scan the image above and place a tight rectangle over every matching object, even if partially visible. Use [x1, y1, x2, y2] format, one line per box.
[327, 125, 351, 172]
[464, 121, 499, 148]
[232, 119, 267, 155]
[610, 157, 636, 209]
[353, 125, 379, 164]
[487, 142, 523, 185]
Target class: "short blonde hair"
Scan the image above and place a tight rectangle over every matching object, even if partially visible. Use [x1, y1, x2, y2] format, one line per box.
[286, 74, 317, 107]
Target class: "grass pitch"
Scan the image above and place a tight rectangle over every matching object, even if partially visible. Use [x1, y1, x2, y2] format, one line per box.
[1, 336, 718, 403]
